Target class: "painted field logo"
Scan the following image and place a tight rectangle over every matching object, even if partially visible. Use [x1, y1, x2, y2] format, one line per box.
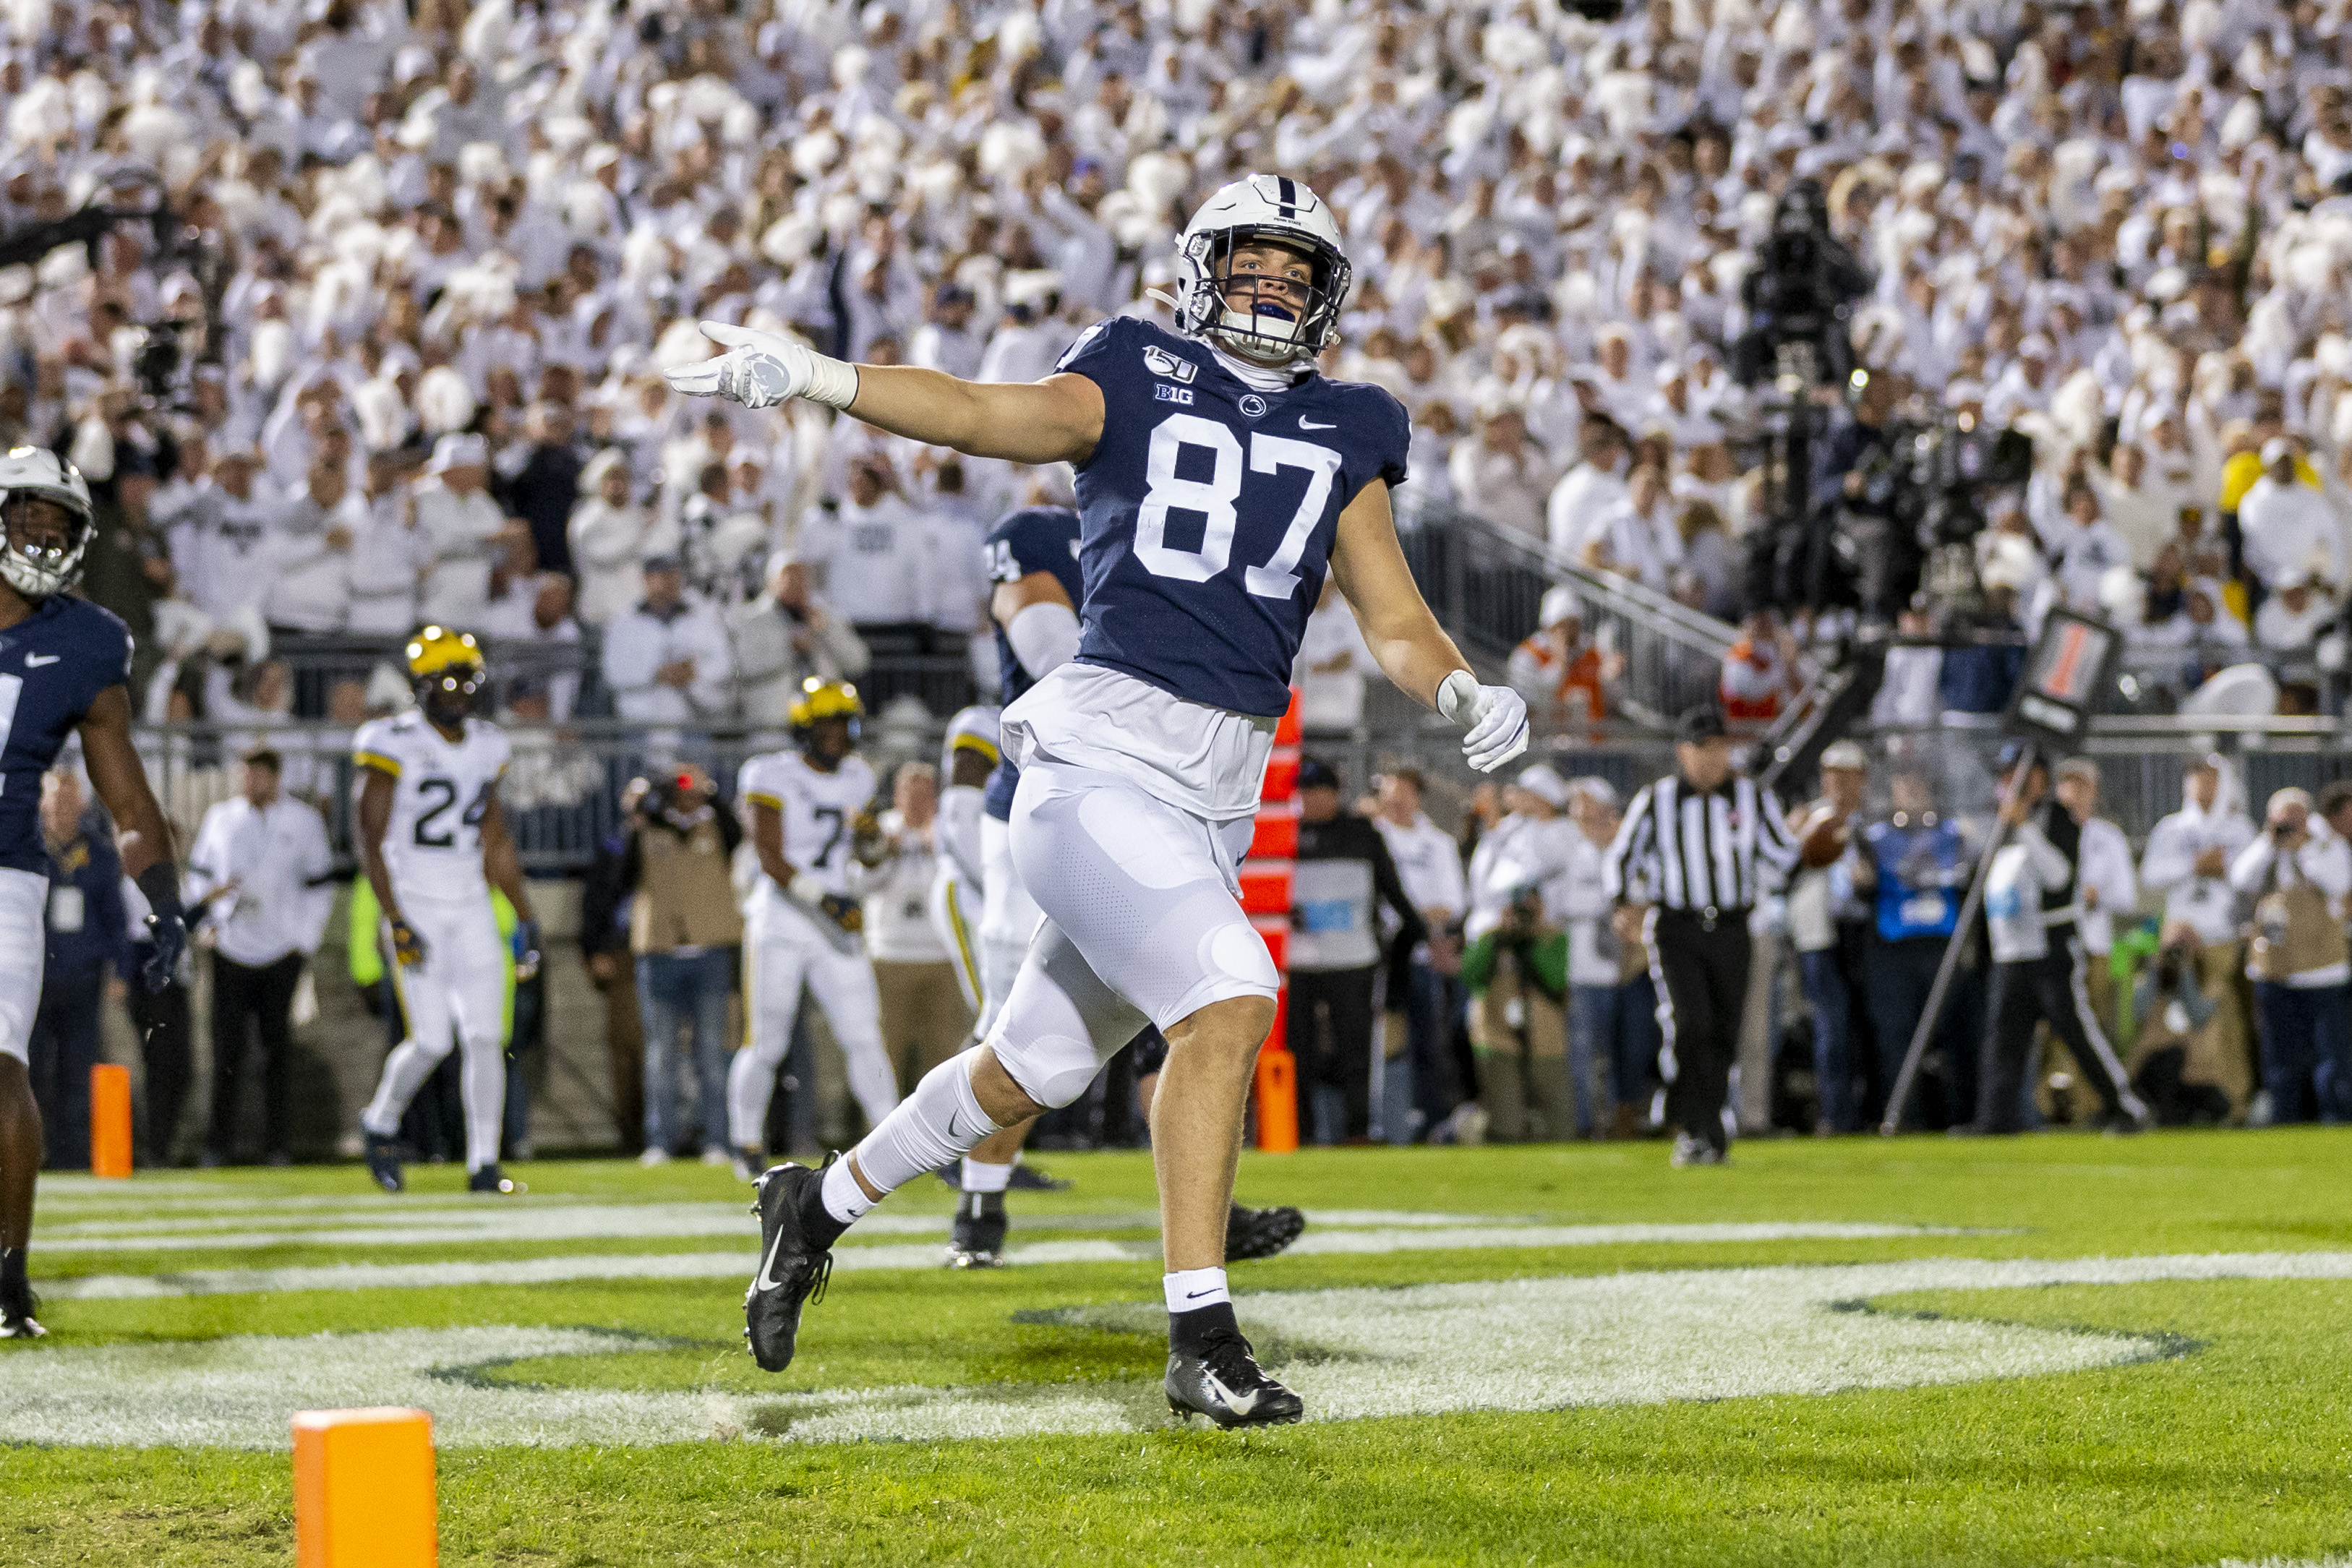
[9, 1252, 2345, 1451]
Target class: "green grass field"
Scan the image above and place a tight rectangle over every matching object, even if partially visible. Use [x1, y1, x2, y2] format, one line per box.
[9, 1130, 2352, 1567]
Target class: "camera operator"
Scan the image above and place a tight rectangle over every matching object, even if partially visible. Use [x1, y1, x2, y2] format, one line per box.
[2229, 787, 2352, 1124]
[619, 766, 744, 1162]
[1816, 367, 1911, 623]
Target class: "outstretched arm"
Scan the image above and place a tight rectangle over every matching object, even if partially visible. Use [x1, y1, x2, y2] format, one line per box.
[662, 322, 1105, 466]
[1328, 479, 1529, 772]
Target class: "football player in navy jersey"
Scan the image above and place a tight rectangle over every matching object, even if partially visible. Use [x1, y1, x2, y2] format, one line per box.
[942, 504, 1305, 1270]
[0, 448, 190, 1338]
[672, 174, 1527, 1425]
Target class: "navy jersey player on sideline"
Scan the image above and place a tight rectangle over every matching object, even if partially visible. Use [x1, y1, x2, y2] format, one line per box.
[669, 173, 1527, 1426]
[0, 447, 190, 1339]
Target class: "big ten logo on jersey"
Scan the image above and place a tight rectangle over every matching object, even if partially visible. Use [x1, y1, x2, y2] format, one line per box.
[1137, 413, 1341, 601]
[1155, 384, 1194, 406]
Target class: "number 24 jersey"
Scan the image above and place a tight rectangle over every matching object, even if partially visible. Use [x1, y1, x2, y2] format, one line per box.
[1055, 315, 1410, 719]
[738, 750, 878, 902]
[352, 711, 512, 904]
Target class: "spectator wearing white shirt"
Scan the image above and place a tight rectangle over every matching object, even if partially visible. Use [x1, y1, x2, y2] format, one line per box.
[602, 555, 734, 724]
[345, 450, 429, 637]
[2056, 760, 2138, 1055]
[1372, 768, 1468, 1143]
[907, 285, 986, 381]
[1544, 420, 1631, 565]
[570, 449, 675, 630]
[2229, 787, 2352, 1123]
[2141, 755, 2257, 1111]
[730, 554, 871, 729]
[1462, 765, 1578, 1141]
[412, 432, 512, 630]
[1293, 578, 1380, 732]
[2254, 567, 2335, 652]
[264, 456, 362, 633]
[183, 747, 335, 1166]
[1583, 463, 1680, 591]
[1641, 361, 1719, 450]
[863, 766, 971, 1095]
[2238, 438, 2343, 594]
[808, 456, 936, 633]
[175, 445, 278, 624]
[1445, 402, 1555, 542]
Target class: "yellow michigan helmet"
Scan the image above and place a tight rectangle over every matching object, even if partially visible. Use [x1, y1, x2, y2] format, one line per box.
[789, 677, 864, 732]
[406, 625, 484, 680]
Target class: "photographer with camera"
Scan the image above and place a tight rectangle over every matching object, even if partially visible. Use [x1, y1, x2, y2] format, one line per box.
[1461, 766, 1577, 1144]
[617, 765, 744, 1165]
[2228, 787, 2352, 1125]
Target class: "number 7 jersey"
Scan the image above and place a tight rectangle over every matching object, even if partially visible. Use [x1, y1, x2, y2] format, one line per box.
[737, 749, 880, 901]
[353, 711, 513, 904]
[1055, 315, 1411, 719]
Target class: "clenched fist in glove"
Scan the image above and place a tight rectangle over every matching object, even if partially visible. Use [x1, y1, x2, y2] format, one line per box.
[661, 322, 861, 411]
[1435, 669, 1531, 773]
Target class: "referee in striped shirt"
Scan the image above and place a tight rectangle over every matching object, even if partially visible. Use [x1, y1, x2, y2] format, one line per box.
[1604, 706, 1800, 1166]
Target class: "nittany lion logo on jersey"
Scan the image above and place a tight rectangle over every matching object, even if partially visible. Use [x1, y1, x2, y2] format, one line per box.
[1142, 345, 1197, 385]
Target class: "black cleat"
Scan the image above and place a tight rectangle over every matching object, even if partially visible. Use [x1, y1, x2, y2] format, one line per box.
[364, 1131, 405, 1193]
[468, 1164, 523, 1194]
[1006, 1163, 1070, 1192]
[1, 1250, 43, 1340]
[1166, 1329, 1304, 1428]
[946, 1190, 1007, 1268]
[1226, 1202, 1306, 1261]
[744, 1162, 833, 1372]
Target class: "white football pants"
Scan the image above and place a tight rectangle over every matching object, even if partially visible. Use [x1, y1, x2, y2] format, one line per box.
[359, 893, 507, 1171]
[0, 868, 45, 1064]
[729, 899, 899, 1151]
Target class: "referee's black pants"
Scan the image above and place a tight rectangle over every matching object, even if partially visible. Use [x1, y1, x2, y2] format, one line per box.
[1975, 935, 2132, 1134]
[1651, 909, 1751, 1153]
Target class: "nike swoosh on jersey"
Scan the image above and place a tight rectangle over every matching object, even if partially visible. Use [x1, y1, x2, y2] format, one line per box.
[1299, 417, 1336, 430]
[754, 1227, 790, 1292]
[22, 654, 59, 667]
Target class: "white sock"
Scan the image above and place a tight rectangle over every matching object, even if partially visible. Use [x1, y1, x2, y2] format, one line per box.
[461, 1038, 505, 1173]
[1164, 1267, 1230, 1314]
[819, 1158, 876, 1227]
[961, 1157, 1014, 1194]
[839, 1049, 1001, 1205]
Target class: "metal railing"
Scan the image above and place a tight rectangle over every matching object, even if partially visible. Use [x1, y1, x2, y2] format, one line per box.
[1394, 494, 1749, 724]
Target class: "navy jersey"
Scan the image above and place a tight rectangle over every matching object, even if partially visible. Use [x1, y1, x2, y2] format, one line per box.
[0, 594, 134, 875]
[983, 505, 1085, 822]
[1054, 316, 1410, 718]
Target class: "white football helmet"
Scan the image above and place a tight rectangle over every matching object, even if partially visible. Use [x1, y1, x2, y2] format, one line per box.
[0, 445, 94, 599]
[1173, 173, 1352, 364]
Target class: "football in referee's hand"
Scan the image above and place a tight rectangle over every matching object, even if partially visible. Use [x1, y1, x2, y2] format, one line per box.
[1797, 807, 1848, 869]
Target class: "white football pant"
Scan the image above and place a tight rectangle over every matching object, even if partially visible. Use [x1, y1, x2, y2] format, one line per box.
[729, 899, 899, 1150]
[359, 893, 508, 1171]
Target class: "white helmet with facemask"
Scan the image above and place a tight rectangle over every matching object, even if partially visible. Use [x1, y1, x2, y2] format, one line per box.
[0, 445, 95, 599]
[1172, 173, 1352, 365]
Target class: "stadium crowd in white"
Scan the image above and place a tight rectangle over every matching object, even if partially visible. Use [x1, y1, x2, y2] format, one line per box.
[5, 0, 2352, 732]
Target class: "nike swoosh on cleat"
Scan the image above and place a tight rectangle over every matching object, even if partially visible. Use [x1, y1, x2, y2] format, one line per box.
[22, 654, 58, 667]
[754, 1227, 790, 1292]
[1202, 1370, 1258, 1415]
[1299, 417, 1336, 430]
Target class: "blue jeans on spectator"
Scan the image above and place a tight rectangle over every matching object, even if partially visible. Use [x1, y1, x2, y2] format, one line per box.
[638, 948, 735, 1154]
[1800, 948, 1860, 1132]
[2253, 980, 2352, 1123]
[1396, 960, 1461, 1142]
[1572, 977, 1662, 1129]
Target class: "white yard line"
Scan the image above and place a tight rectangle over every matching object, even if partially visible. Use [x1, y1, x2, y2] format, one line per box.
[44, 1222, 1994, 1299]
[9, 1250, 2345, 1449]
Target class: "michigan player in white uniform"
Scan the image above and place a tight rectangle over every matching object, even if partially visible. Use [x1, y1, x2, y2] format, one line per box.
[729, 679, 899, 1177]
[926, 703, 998, 1022]
[0, 448, 190, 1338]
[673, 173, 1526, 1426]
[355, 627, 542, 1195]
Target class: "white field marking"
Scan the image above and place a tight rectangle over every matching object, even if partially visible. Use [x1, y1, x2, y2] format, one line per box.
[40, 1222, 1989, 1298]
[9, 1251, 2348, 1449]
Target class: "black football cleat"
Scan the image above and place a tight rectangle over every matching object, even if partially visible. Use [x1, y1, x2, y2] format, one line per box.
[364, 1131, 405, 1193]
[467, 1164, 523, 1194]
[946, 1190, 1007, 1268]
[1226, 1202, 1306, 1261]
[1166, 1328, 1304, 1428]
[0, 1251, 43, 1340]
[744, 1162, 833, 1372]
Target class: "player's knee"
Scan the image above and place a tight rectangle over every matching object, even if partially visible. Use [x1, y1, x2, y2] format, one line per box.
[987, 1029, 1099, 1109]
[1168, 993, 1278, 1063]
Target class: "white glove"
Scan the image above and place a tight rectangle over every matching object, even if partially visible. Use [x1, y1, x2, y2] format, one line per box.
[1436, 669, 1531, 773]
[661, 322, 860, 411]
